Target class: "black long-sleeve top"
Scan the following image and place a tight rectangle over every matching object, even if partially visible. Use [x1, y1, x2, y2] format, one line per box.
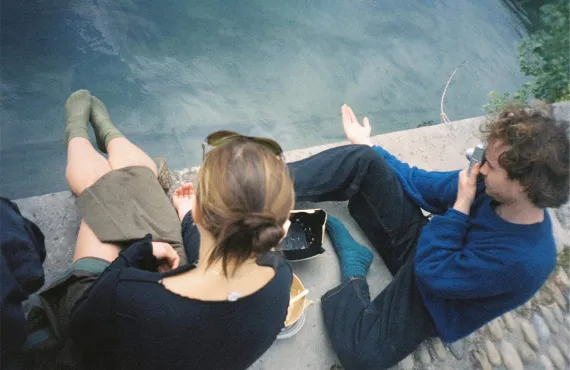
[69, 215, 293, 370]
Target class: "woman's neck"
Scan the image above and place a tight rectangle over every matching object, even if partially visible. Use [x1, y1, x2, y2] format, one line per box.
[194, 227, 257, 276]
[196, 227, 216, 266]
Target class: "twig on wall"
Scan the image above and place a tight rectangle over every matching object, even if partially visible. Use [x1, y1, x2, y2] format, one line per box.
[440, 60, 466, 123]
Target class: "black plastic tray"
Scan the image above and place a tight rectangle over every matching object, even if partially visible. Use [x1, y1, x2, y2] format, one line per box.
[280, 209, 327, 261]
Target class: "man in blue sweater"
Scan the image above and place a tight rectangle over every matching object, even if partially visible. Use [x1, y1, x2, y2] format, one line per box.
[289, 105, 569, 370]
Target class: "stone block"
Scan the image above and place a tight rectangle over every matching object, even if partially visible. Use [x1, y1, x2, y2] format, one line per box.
[487, 318, 504, 341]
[547, 345, 566, 370]
[502, 312, 517, 331]
[448, 340, 465, 360]
[515, 340, 536, 364]
[520, 319, 540, 350]
[484, 339, 501, 366]
[429, 337, 447, 361]
[540, 354, 555, 370]
[472, 349, 492, 370]
[540, 306, 560, 334]
[557, 340, 570, 363]
[552, 305, 564, 323]
[499, 340, 523, 370]
[532, 313, 552, 342]
[562, 327, 570, 342]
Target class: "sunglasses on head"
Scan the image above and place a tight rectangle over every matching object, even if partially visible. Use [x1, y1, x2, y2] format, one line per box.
[202, 130, 284, 161]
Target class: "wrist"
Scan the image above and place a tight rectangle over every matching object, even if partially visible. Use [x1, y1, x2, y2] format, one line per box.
[355, 139, 373, 147]
[359, 138, 373, 146]
[453, 199, 472, 215]
[177, 204, 192, 221]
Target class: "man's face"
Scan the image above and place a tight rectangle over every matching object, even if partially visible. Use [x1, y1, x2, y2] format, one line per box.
[479, 140, 525, 204]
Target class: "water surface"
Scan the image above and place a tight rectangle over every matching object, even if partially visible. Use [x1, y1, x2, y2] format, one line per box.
[1, 0, 535, 198]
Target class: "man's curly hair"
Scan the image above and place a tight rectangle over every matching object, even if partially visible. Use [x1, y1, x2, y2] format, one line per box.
[481, 108, 569, 208]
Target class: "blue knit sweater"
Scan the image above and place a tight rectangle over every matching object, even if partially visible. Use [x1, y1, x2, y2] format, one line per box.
[373, 146, 556, 343]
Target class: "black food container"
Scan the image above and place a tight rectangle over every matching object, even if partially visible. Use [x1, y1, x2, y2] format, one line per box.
[280, 209, 327, 261]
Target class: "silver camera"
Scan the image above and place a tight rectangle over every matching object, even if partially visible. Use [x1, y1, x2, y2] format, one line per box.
[465, 143, 486, 177]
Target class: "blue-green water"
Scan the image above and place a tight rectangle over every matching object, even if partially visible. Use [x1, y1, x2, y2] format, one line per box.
[1, 0, 535, 199]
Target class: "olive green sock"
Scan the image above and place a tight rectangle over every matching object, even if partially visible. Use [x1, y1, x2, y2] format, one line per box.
[64, 90, 92, 147]
[90, 96, 124, 153]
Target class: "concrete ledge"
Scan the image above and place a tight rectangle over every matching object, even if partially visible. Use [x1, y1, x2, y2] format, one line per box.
[15, 103, 570, 370]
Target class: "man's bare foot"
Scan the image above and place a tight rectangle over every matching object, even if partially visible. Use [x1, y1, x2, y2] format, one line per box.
[341, 104, 373, 146]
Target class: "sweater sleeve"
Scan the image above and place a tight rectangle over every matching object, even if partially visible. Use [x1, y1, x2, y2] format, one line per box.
[414, 209, 517, 299]
[69, 236, 156, 347]
[181, 212, 200, 264]
[373, 146, 460, 214]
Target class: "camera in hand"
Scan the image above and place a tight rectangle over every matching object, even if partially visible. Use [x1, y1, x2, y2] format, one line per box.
[465, 143, 487, 177]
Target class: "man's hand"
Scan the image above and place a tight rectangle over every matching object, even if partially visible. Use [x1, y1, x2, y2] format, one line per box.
[341, 104, 372, 146]
[152, 241, 180, 273]
[453, 163, 481, 215]
[172, 183, 193, 221]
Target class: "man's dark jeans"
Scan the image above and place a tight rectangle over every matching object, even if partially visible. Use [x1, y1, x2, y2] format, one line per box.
[289, 145, 436, 370]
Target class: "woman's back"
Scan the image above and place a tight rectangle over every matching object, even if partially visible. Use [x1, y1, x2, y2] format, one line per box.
[72, 242, 292, 370]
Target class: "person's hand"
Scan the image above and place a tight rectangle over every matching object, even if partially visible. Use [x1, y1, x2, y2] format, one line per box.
[152, 241, 180, 273]
[341, 104, 372, 146]
[172, 183, 193, 221]
[453, 163, 481, 215]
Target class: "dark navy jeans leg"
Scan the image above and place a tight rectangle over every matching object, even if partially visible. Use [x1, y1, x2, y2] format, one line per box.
[321, 260, 436, 370]
[288, 144, 426, 274]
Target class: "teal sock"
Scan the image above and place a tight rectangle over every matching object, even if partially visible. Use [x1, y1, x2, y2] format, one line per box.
[326, 215, 373, 282]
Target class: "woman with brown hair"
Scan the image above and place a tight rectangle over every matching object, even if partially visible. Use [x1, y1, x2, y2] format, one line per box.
[40, 90, 294, 369]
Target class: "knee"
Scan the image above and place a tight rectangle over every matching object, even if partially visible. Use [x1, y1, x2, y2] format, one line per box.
[346, 145, 386, 171]
[349, 145, 379, 161]
[66, 165, 110, 196]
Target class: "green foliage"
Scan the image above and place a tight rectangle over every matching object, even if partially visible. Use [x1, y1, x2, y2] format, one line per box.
[483, 1, 569, 113]
[482, 85, 531, 114]
[517, 1, 570, 103]
[558, 83, 570, 101]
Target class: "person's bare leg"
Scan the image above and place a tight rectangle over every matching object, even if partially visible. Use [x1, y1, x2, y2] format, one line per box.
[73, 220, 121, 262]
[107, 137, 158, 175]
[64, 91, 120, 262]
[66, 137, 112, 196]
[67, 141, 120, 262]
